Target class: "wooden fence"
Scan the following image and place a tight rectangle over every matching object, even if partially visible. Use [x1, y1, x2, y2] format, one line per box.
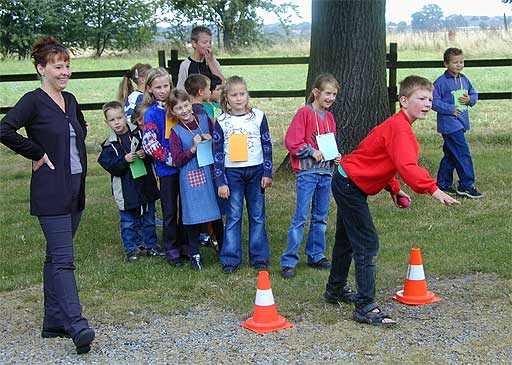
[1, 42, 511, 114]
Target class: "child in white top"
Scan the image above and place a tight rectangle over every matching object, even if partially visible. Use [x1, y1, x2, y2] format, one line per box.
[213, 76, 273, 273]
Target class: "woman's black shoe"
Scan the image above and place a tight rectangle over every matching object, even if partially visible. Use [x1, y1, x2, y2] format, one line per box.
[73, 327, 95, 354]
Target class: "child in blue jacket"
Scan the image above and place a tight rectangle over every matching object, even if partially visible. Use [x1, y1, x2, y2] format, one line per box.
[433, 47, 482, 199]
[98, 101, 162, 262]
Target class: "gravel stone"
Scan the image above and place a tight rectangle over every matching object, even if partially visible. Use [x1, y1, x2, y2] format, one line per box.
[0, 273, 511, 364]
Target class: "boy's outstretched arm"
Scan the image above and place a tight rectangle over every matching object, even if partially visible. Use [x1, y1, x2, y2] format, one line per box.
[432, 188, 461, 205]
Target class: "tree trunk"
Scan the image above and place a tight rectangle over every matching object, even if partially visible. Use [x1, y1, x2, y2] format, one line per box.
[223, 27, 233, 52]
[308, 0, 389, 154]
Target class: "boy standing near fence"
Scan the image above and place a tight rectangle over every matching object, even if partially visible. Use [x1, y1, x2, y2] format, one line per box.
[98, 101, 161, 262]
[176, 26, 224, 90]
[433, 47, 482, 199]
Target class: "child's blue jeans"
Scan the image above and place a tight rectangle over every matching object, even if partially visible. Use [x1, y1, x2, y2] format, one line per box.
[220, 164, 270, 268]
[437, 129, 476, 190]
[119, 201, 157, 255]
[280, 173, 332, 268]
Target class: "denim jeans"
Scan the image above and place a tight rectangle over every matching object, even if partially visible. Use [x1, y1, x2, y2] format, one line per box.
[119, 201, 157, 255]
[437, 129, 475, 190]
[327, 172, 379, 309]
[220, 164, 270, 268]
[281, 173, 332, 268]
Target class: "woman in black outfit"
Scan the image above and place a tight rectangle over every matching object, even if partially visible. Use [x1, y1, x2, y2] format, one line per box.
[0, 37, 95, 354]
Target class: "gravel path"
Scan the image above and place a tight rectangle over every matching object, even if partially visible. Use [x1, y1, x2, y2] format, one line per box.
[1, 273, 511, 364]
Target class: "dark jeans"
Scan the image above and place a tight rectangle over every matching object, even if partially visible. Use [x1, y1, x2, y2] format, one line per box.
[437, 129, 476, 190]
[184, 218, 224, 256]
[39, 173, 89, 338]
[327, 172, 379, 309]
[159, 174, 189, 259]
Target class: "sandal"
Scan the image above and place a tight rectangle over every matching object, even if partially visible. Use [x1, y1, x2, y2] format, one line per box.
[353, 302, 397, 327]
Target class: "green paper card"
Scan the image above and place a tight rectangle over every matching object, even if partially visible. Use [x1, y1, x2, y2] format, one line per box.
[130, 156, 147, 179]
[452, 89, 468, 112]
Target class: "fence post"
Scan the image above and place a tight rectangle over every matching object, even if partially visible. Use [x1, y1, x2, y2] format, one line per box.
[388, 42, 398, 115]
[168, 50, 180, 87]
[158, 50, 166, 68]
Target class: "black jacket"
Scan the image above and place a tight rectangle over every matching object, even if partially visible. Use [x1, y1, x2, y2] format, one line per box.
[98, 127, 159, 211]
[0, 88, 87, 216]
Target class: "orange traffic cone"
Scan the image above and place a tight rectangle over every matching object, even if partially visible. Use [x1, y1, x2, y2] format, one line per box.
[394, 247, 441, 305]
[241, 270, 293, 334]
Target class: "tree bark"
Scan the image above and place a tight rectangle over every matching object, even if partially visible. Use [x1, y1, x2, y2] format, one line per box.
[308, 0, 389, 154]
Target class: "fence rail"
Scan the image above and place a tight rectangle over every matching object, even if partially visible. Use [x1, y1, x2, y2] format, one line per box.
[1, 42, 511, 114]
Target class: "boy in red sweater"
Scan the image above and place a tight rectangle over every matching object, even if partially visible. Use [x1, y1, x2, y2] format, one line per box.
[325, 75, 460, 326]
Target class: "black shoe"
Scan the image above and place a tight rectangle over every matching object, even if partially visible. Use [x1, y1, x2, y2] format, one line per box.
[307, 258, 331, 270]
[146, 248, 165, 257]
[440, 186, 457, 195]
[126, 254, 139, 263]
[73, 328, 95, 355]
[253, 262, 268, 270]
[222, 265, 236, 274]
[190, 254, 202, 271]
[324, 285, 356, 304]
[41, 327, 71, 338]
[168, 257, 184, 267]
[456, 187, 483, 199]
[282, 267, 295, 279]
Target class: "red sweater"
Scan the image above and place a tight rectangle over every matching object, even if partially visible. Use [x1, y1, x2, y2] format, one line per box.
[341, 110, 438, 196]
[285, 105, 337, 174]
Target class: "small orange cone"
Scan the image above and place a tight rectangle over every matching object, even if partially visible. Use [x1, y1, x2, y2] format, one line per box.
[394, 248, 441, 305]
[241, 270, 293, 334]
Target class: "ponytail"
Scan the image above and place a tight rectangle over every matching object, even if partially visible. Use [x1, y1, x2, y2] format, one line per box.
[117, 63, 152, 102]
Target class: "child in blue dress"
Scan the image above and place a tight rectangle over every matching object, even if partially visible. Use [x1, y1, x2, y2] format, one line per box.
[168, 89, 223, 270]
[213, 76, 273, 274]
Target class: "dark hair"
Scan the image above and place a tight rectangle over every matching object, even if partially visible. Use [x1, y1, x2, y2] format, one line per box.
[191, 26, 212, 41]
[131, 103, 147, 126]
[207, 73, 223, 91]
[117, 63, 152, 102]
[167, 89, 192, 114]
[307, 73, 340, 104]
[31, 37, 70, 76]
[184, 74, 210, 97]
[102, 100, 124, 119]
[219, 76, 251, 115]
[443, 47, 463, 63]
[398, 75, 433, 99]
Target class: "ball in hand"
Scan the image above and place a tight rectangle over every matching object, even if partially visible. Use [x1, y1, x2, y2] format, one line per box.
[397, 196, 411, 208]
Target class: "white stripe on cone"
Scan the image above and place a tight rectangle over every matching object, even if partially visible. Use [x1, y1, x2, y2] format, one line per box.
[406, 265, 426, 280]
[255, 289, 275, 306]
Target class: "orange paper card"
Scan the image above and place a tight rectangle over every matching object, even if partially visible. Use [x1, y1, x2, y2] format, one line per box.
[228, 134, 248, 162]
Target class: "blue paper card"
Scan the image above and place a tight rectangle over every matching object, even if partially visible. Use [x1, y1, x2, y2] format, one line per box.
[197, 139, 214, 167]
[316, 132, 339, 161]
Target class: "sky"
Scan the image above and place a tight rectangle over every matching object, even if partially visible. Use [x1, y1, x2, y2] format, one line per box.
[265, 0, 511, 24]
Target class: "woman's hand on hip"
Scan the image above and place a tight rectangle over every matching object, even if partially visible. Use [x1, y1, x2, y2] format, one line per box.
[32, 153, 54, 171]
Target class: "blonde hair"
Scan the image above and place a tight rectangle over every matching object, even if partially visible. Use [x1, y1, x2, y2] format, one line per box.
[399, 75, 433, 99]
[117, 63, 152, 102]
[307, 73, 340, 104]
[219, 76, 250, 114]
[143, 67, 174, 106]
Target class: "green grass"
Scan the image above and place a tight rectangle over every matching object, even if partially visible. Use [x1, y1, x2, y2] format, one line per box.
[0, 45, 511, 321]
